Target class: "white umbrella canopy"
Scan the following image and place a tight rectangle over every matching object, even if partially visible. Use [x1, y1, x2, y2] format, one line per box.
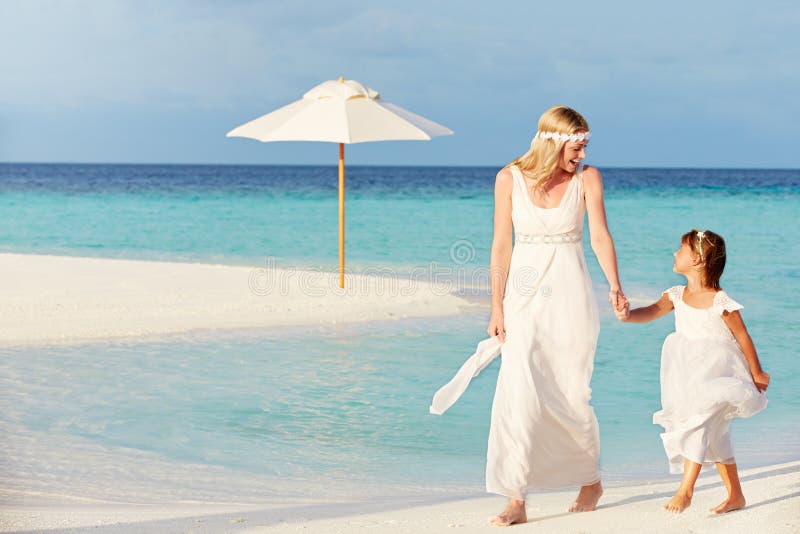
[227, 77, 453, 288]
[227, 78, 453, 143]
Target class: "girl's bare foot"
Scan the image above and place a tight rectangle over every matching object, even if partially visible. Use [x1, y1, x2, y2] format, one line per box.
[710, 495, 746, 514]
[665, 460, 701, 513]
[568, 481, 603, 512]
[664, 492, 692, 513]
[489, 499, 527, 527]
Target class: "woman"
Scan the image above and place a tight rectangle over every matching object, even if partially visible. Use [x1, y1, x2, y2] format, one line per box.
[430, 105, 625, 526]
[487, 105, 625, 525]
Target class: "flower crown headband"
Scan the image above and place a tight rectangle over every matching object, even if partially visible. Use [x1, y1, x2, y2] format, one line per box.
[534, 130, 591, 142]
[531, 130, 591, 147]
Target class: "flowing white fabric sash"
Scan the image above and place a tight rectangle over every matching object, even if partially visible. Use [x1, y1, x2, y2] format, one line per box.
[429, 336, 503, 415]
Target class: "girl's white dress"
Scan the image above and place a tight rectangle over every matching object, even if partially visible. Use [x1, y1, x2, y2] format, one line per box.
[430, 164, 601, 499]
[656, 285, 768, 473]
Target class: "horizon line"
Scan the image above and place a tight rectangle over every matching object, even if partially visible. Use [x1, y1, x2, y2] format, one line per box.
[2, 161, 799, 172]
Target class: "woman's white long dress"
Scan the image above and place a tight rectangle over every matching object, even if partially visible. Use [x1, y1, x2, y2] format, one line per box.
[430, 164, 601, 499]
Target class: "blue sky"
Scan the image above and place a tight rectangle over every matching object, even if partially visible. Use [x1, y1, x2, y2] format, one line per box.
[1, 0, 798, 168]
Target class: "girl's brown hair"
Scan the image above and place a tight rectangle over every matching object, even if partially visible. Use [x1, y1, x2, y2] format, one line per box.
[681, 229, 726, 290]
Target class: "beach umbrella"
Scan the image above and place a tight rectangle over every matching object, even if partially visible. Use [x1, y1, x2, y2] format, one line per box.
[226, 77, 453, 288]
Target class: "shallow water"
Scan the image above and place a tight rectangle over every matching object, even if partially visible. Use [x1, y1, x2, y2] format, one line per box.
[1, 163, 797, 501]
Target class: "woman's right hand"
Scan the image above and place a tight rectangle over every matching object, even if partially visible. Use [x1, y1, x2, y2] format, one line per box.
[487, 311, 506, 343]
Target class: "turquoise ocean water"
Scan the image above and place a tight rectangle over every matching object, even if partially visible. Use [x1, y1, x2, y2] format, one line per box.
[1, 163, 798, 503]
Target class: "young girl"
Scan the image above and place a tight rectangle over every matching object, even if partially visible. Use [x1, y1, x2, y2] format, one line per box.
[615, 229, 769, 514]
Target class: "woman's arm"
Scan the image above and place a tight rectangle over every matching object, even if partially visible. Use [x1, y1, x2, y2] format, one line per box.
[487, 168, 513, 341]
[722, 310, 770, 391]
[490, 168, 514, 313]
[583, 166, 624, 307]
[619, 292, 674, 323]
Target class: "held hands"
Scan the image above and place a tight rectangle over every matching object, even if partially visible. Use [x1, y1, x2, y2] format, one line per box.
[614, 301, 630, 321]
[610, 288, 630, 321]
[751, 369, 770, 392]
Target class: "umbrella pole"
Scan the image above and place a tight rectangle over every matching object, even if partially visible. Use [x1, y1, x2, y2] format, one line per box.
[338, 143, 345, 289]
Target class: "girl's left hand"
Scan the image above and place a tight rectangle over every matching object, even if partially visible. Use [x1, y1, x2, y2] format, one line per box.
[752, 370, 770, 392]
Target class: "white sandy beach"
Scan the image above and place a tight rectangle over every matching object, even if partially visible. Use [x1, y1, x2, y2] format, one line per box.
[0, 461, 797, 533]
[0, 253, 481, 344]
[242, 460, 800, 533]
[1, 253, 797, 533]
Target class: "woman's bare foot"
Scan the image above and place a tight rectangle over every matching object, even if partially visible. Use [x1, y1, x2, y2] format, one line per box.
[489, 499, 527, 527]
[710, 495, 746, 514]
[664, 492, 692, 513]
[568, 481, 603, 512]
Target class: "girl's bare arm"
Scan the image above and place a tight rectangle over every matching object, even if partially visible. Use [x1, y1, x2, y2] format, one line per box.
[722, 310, 770, 391]
[620, 293, 674, 323]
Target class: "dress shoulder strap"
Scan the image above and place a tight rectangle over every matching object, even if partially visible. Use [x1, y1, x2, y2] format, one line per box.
[507, 165, 527, 196]
[575, 163, 587, 197]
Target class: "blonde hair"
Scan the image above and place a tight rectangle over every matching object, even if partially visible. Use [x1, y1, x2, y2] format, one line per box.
[506, 105, 590, 191]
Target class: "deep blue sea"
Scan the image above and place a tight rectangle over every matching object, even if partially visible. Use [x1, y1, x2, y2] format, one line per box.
[1, 163, 798, 503]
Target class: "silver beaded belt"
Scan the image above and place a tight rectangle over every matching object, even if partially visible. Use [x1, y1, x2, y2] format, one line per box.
[515, 232, 581, 244]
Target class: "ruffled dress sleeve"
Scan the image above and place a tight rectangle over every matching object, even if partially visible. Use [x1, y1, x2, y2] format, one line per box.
[662, 285, 684, 305]
[713, 290, 743, 316]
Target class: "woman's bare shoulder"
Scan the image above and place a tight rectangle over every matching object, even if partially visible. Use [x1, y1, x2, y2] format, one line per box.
[581, 165, 604, 192]
[495, 167, 514, 191]
[496, 166, 514, 180]
[581, 164, 603, 181]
